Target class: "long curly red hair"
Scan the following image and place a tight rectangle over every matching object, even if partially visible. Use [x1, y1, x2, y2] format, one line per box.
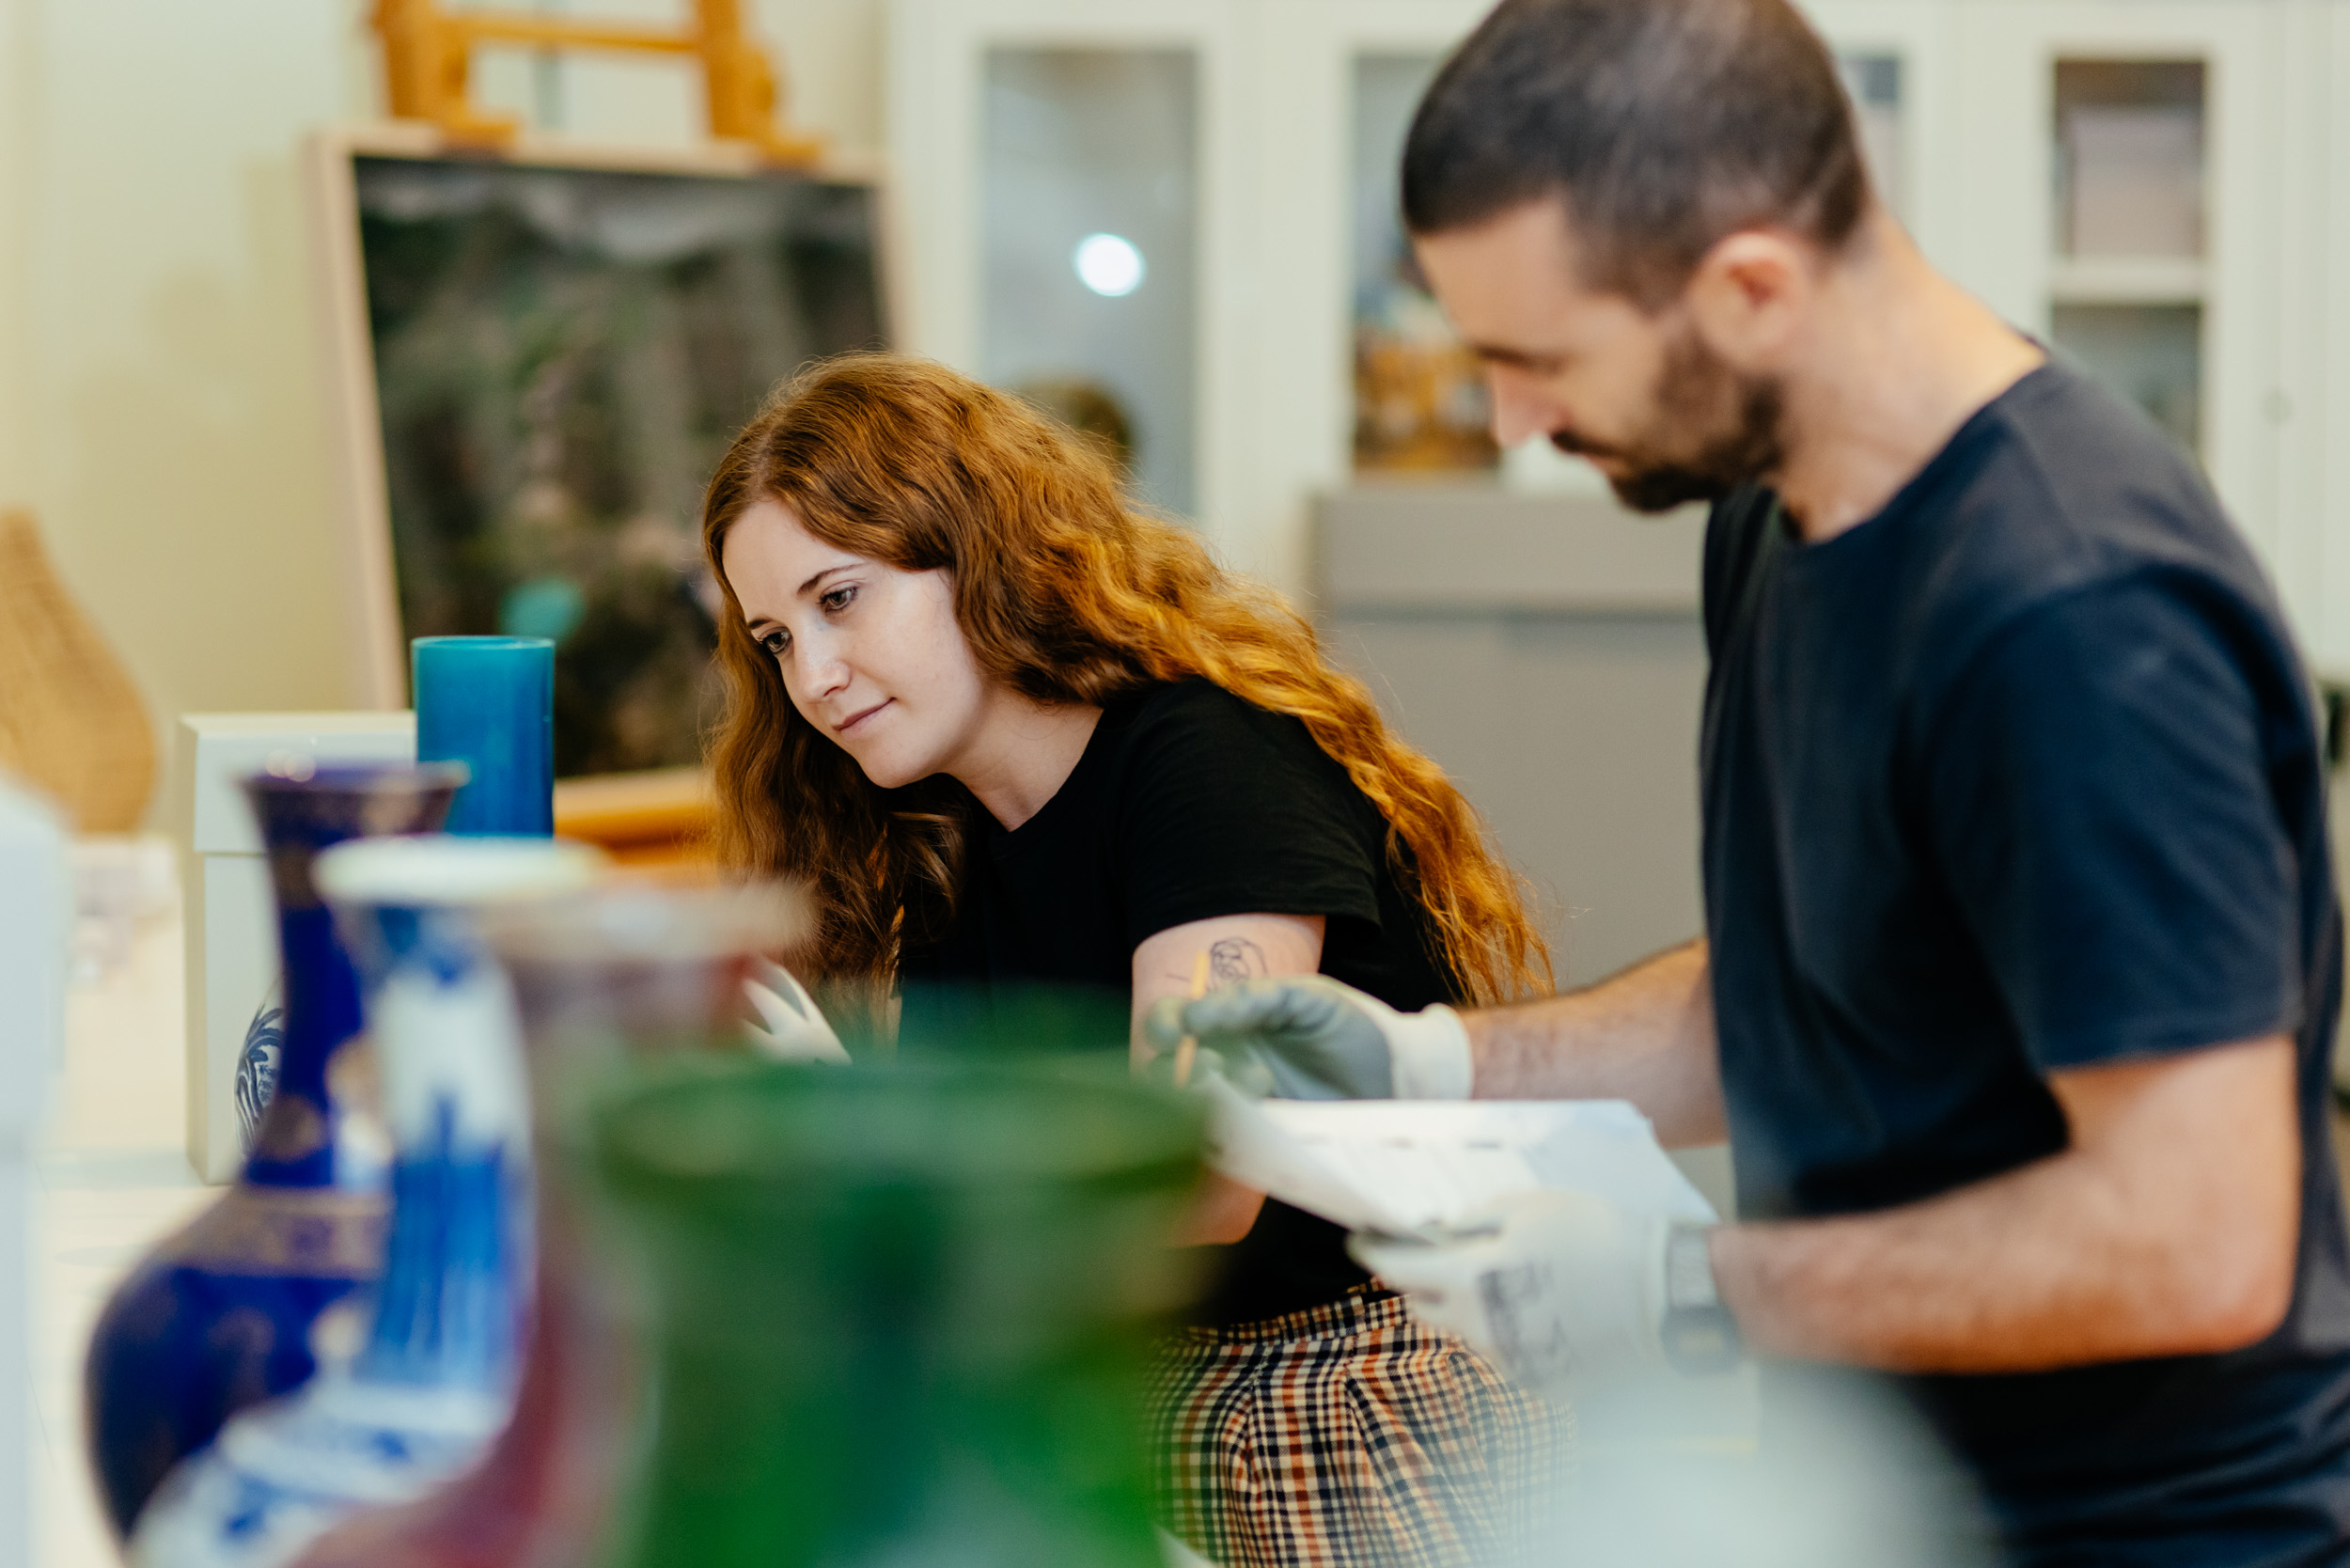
[700, 353, 1551, 1004]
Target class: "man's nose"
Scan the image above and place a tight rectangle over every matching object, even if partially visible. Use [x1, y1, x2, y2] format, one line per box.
[1487, 367, 1559, 450]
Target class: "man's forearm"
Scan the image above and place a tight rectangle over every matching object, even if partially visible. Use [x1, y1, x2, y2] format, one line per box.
[1466, 937, 1725, 1145]
[1709, 1037, 2299, 1372]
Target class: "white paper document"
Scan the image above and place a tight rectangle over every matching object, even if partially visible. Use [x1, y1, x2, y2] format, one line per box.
[1205, 1084, 1717, 1236]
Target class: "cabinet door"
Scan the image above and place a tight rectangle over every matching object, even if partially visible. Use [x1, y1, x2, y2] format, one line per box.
[1950, 3, 2290, 604]
[1248, 1, 1496, 588]
[889, 0, 1246, 538]
[2289, 1, 2350, 674]
[1797, 0, 1963, 268]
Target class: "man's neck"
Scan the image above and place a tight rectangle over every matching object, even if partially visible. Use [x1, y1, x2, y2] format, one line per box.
[1768, 213, 2045, 543]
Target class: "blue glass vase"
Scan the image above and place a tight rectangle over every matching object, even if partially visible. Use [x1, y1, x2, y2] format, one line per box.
[127, 836, 603, 1568]
[284, 877, 818, 1568]
[84, 765, 464, 1539]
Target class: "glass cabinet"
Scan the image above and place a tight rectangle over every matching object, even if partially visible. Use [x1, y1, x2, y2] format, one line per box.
[2049, 58, 2208, 456]
[1349, 53, 1494, 477]
[981, 48, 1201, 514]
[893, 0, 2346, 665]
[1840, 52, 1906, 220]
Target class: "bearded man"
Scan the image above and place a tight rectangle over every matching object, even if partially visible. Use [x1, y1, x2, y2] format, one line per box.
[1152, 2, 2350, 1561]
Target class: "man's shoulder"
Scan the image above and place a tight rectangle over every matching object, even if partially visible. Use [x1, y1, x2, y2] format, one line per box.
[1897, 362, 2278, 689]
[1938, 364, 2254, 593]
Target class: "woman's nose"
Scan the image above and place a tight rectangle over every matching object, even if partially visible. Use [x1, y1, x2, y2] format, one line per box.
[801, 642, 852, 700]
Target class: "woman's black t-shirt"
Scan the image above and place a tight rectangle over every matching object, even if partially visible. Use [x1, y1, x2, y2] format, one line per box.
[896, 678, 1461, 1325]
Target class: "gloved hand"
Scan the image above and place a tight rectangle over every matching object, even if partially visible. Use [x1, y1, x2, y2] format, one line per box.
[1136, 1041, 1277, 1098]
[1140, 975, 1472, 1101]
[743, 958, 850, 1064]
[1352, 1189, 1670, 1391]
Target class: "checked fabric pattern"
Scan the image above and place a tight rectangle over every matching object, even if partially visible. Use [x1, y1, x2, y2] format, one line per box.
[1147, 1285, 1574, 1567]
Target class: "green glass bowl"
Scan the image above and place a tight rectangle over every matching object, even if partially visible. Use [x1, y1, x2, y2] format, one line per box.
[587, 1057, 1206, 1568]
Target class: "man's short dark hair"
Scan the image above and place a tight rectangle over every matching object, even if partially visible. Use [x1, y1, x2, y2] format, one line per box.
[1402, 0, 1870, 306]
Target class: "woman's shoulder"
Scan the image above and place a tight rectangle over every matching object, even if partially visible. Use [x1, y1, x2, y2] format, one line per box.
[1128, 674, 1249, 724]
[1118, 677, 1326, 765]
[1101, 679, 1371, 827]
[1101, 679, 1390, 935]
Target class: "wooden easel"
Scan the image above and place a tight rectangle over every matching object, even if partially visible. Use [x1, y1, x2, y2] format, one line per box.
[371, 0, 825, 165]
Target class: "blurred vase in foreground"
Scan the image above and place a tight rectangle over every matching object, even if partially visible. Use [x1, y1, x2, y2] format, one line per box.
[85, 766, 463, 1538]
[288, 878, 811, 1568]
[587, 1058, 1205, 1568]
[130, 836, 603, 1568]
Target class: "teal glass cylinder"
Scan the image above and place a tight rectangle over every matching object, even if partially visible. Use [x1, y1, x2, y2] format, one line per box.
[412, 636, 554, 837]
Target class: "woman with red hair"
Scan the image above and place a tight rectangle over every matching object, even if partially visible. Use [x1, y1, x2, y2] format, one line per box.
[702, 353, 1565, 1567]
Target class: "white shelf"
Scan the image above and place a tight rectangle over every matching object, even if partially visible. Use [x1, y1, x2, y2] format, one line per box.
[2048, 256, 2208, 306]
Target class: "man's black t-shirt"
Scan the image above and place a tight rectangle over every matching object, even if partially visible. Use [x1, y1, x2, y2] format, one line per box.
[1702, 358, 2350, 1562]
[899, 677, 1460, 1325]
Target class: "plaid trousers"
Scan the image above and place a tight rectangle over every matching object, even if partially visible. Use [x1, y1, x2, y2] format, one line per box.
[1146, 1285, 1574, 1568]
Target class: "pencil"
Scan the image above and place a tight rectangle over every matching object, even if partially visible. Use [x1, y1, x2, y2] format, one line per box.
[1172, 949, 1209, 1088]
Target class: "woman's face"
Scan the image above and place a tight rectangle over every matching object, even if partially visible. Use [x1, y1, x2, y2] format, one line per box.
[722, 498, 993, 790]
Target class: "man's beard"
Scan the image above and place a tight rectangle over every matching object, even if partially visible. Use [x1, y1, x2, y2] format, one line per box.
[1551, 328, 1788, 514]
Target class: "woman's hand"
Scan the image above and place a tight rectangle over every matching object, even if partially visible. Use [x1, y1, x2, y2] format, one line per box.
[743, 958, 850, 1063]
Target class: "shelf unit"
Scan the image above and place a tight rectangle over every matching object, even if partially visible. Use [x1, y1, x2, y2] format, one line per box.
[2047, 258, 2209, 306]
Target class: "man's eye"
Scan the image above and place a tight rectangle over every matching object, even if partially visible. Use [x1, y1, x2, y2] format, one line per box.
[819, 585, 857, 613]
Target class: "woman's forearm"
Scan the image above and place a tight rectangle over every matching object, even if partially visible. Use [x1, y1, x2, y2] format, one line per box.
[1173, 1172, 1270, 1247]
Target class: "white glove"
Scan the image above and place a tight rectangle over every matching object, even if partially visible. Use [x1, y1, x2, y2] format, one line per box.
[1141, 975, 1473, 1101]
[1353, 1189, 1672, 1391]
[743, 959, 849, 1064]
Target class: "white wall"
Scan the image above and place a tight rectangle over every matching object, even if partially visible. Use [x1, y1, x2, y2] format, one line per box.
[0, 0, 885, 823]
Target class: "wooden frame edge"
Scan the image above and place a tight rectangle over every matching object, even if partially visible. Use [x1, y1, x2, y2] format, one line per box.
[303, 126, 407, 711]
[299, 121, 899, 716]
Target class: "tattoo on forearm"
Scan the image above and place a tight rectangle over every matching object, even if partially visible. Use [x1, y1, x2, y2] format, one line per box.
[1209, 938, 1264, 986]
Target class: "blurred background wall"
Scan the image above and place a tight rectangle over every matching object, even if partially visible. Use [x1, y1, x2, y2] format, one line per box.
[0, 0, 885, 824]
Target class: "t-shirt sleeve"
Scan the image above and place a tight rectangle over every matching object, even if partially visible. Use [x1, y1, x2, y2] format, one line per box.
[1923, 573, 2303, 1072]
[1113, 685, 1386, 949]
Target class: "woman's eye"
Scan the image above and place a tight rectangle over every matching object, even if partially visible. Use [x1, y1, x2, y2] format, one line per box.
[758, 628, 791, 657]
[818, 585, 857, 614]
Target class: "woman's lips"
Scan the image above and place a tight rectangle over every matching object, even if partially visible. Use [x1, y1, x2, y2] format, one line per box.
[835, 699, 890, 736]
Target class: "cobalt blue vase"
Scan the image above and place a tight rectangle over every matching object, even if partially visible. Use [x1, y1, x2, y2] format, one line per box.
[128, 835, 603, 1568]
[83, 764, 465, 1539]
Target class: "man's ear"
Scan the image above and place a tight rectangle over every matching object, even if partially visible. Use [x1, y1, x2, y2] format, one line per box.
[1681, 229, 1813, 371]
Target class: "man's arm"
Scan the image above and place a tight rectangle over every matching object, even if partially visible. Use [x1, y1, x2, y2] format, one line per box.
[1147, 935, 1723, 1138]
[1467, 937, 1723, 1144]
[1712, 1033, 2299, 1371]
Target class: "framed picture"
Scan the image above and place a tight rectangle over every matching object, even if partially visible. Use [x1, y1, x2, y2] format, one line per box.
[305, 123, 897, 777]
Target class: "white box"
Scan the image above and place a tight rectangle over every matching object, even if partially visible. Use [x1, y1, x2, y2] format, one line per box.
[2065, 106, 2204, 259]
[0, 775, 69, 1568]
[175, 713, 415, 1184]
[0, 777, 66, 1132]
